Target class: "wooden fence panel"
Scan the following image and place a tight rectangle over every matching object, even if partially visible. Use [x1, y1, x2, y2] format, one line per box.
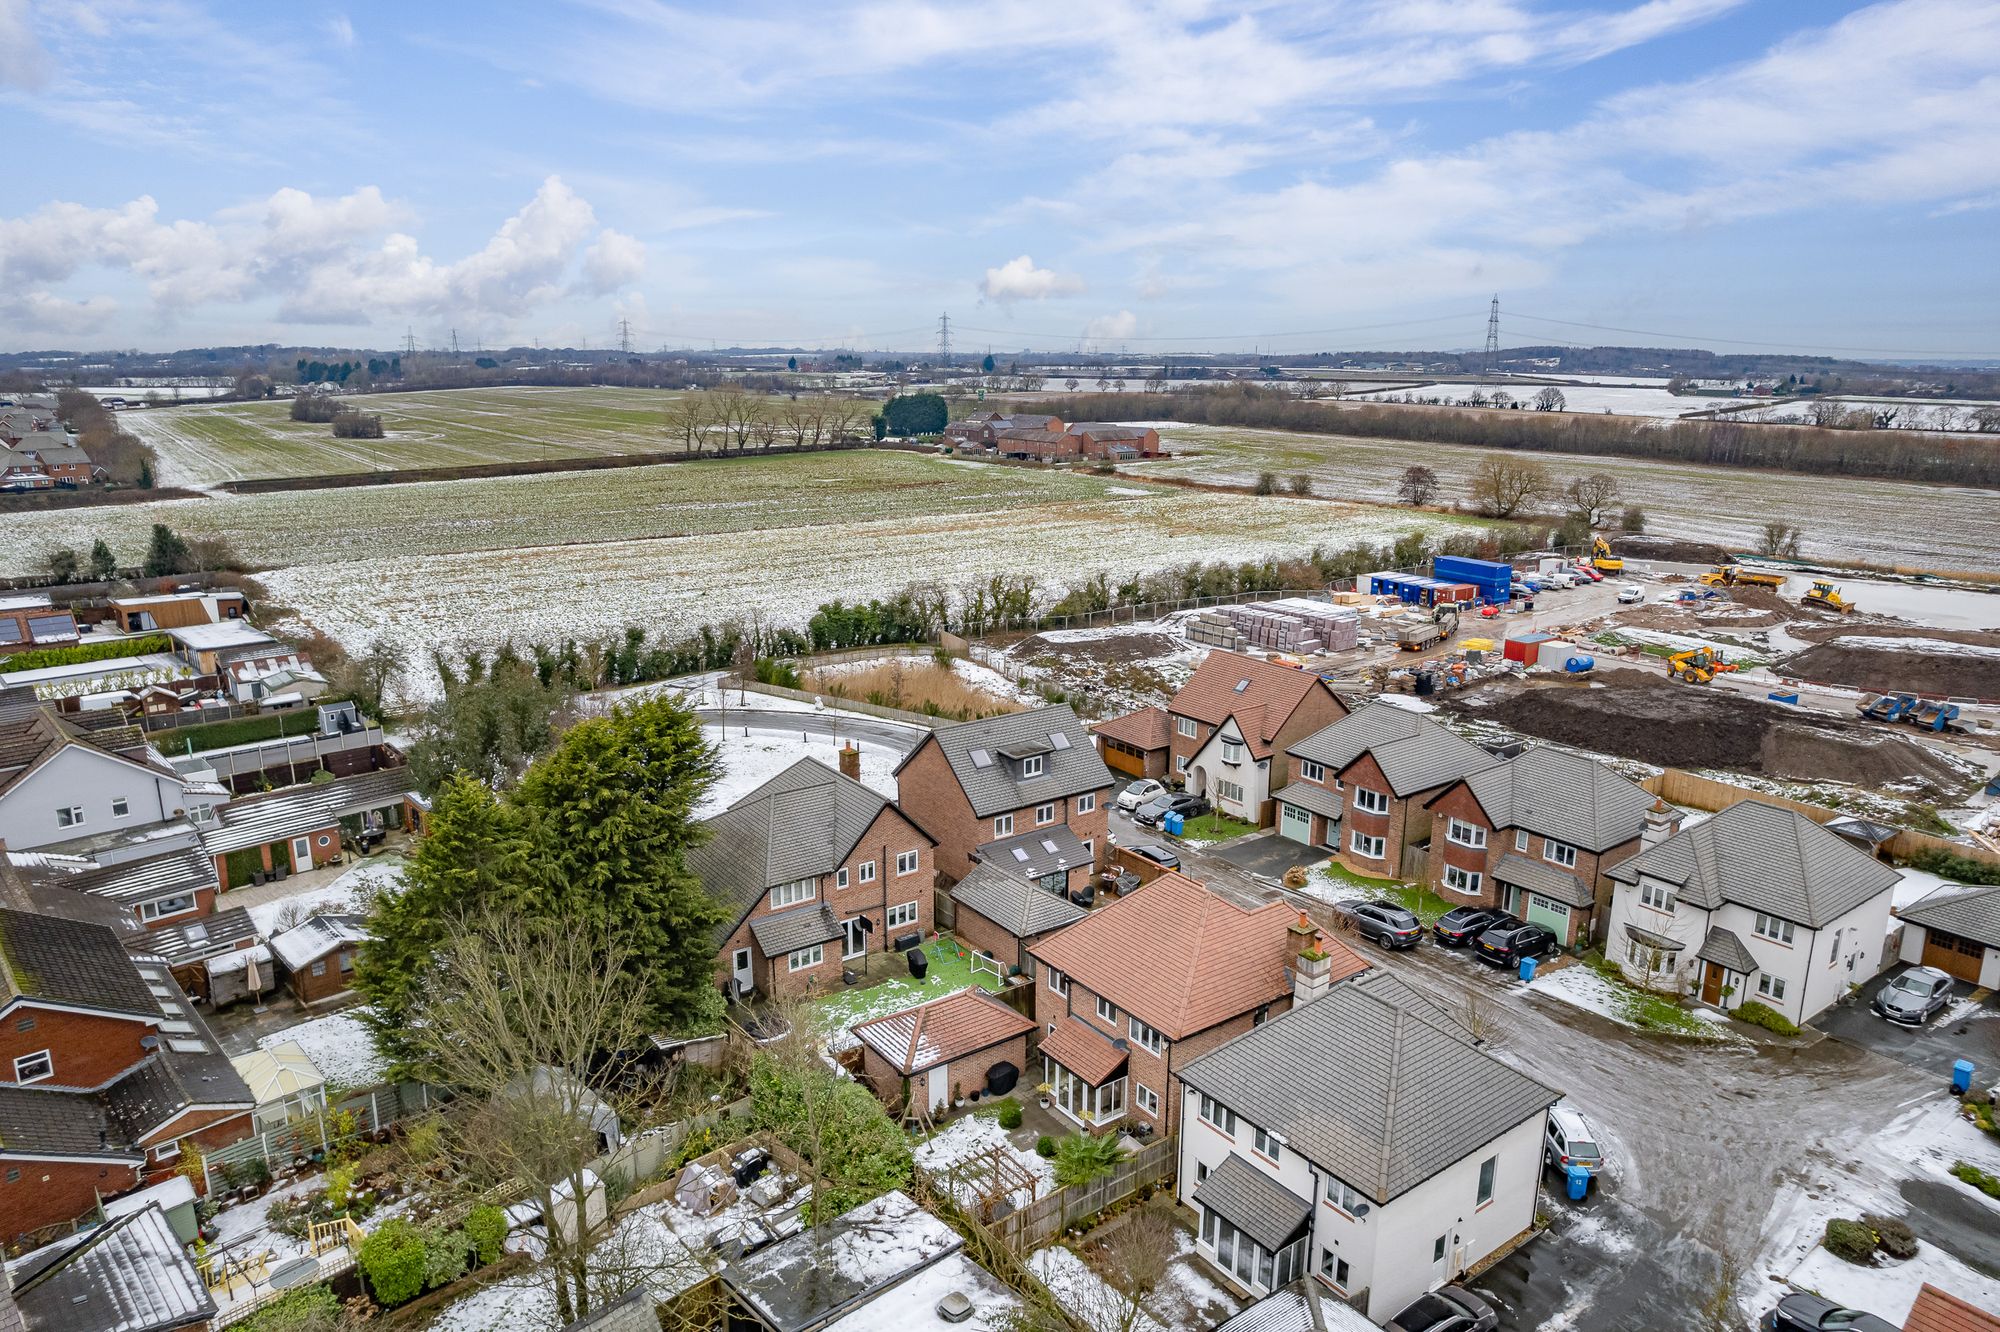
[968, 1136, 1177, 1253]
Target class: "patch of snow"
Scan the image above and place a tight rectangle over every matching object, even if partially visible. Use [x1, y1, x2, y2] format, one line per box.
[697, 723, 902, 817]
[1106, 486, 1153, 497]
[1842, 636, 2000, 659]
[1787, 1243, 2000, 1325]
[257, 1007, 388, 1090]
[1524, 963, 1741, 1044]
[1030, 1244, 1166, 1332]
[914, 1113, 1055, 1211]
[245, 857, 405, 936]
[1375, 695, 1436, 713]
[1893, 868, 1958, 913]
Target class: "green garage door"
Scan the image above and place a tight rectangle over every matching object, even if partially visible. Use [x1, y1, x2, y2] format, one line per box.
[1526, 893, 1571, 936]
[1279, 803, 1314, 845]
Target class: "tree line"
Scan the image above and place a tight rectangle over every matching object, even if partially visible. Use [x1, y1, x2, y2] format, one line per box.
[661, 391, 876, 452]
[50, 389, 159, 487]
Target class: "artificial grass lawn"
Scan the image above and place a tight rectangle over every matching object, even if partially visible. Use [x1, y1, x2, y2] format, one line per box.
[807, 934, 1009, 1036]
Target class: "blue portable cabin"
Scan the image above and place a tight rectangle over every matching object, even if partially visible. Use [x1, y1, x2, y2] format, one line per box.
[1368, 572, 1447, 606]
[1433, 555, 1512, 605]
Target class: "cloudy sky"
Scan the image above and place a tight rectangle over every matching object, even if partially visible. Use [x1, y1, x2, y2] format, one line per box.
[4, 0, 1998, 356]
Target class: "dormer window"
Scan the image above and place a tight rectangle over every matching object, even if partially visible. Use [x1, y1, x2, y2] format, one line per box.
[1022, 755, 1043, 779]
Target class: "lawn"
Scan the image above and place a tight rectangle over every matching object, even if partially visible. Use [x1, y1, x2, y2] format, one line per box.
[812, 935, 1011, 1047]
[1177, 810, 1259, 842]
[1309, 859, 1455, 925]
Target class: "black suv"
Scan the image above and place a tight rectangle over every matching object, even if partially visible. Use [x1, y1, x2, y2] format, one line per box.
[1474, 920, 1557, 967]
[1761, 1293, 1896, 1332]
[1433, 906, 1516, 948]
[1344, 900, 1423, 950]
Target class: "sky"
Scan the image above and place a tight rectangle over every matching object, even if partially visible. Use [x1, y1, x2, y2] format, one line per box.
[3, 0, 1999, 358]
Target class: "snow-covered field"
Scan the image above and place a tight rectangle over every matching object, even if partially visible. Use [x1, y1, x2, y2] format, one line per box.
[1351, 381, 1704, 418]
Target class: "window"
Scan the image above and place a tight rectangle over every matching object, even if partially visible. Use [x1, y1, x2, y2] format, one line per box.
[1221, 739, 1244, 763]
[1135, 1083, 1160, 1115]
[1048, 967, 1069, 997]
[1298, 759, 1326, 783]
[13, 1050, 52, 1084]
[1446, 819, 1487, 848]
[1324, 1177, 1366, 1214]
[787, 944, 825, 972]
[311, 960, 327, 976]
[1352, 787, 1387, 814]
[138, 893, 197, 922]
[1477, 1155, 1497, 1206]
[1319, 1249, 1350, 1290]
[887, 901, 919, 929]
[1175, 755, 1189, 773]
[1096, 994, 1117, 1024]
[1035, 803, 1055, 826]
[1754, 913, 1796, 945]
[1443, 865, 1483, 895]
[1128, 1017, 1163, 1056]
[55, 805, 83, 828]
[339, 952, 354, 973]
[111, 797, 130, 817]
[1021, 755, 1043, 779]
[1758, 974, 1787, 1001]
[836, 867, 849, 889]
[1433, 1235, 1447, 1264]
[1176, 717, 1197, 738]
[1349, 830, 1385, 859]
[1829, 928, 1842, 967]
[1253, 1127, 1282, 1164]
[1198, 1095, 1236, 1136]
[1218, 779, 1244, 804]
[1076, 792, 1096, 814]
[896, 849, 921, 876]
[994, 814, 1015, 837]
[771, 877, 816, 909]
[1544, 839, 1578, 868]
[858, 860, 877, 884]
[1515, 829, 1530, 852]
[1640, 882, 1675, 912]
[152, 1141, 180, 1163]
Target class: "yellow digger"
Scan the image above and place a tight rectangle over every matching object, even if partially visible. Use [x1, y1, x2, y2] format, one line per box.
[1591, 536, 1623, 574]
[1802, 580, 1856, 614]
[1698, 564, 1787, 589]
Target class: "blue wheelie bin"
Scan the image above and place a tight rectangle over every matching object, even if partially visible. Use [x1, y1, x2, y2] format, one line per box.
[1566, 1163, 1591, 1200]
[1518, 956, 1539, 983]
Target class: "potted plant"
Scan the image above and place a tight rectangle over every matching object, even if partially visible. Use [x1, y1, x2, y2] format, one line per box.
[1036, 1082, 1053, 1110]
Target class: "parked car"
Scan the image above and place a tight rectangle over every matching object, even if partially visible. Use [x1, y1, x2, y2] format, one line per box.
[1117, 779, 1166, 812]
[1343, 900, 1424, 950]
[1543, 1103, 1605, 1177]
[1617, 584, 1644, 604]
[1760, 1293, 1897, 1332]
[1124, 842, 1180, 870]
[1474, 920, 1557, 967]
[1163, 792, 1210, 821]
[1871, 966, 1954, 1026]
[1133, 794, 1176, 827]
[1433, 906, 1517, 948]
[1386, 1287, 1499, 1332]
[1572, 562, 1604, 582]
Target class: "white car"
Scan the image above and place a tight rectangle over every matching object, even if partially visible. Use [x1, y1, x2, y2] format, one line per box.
[1116, 778, 1166, 812]
[1617, 584, 1644, 604]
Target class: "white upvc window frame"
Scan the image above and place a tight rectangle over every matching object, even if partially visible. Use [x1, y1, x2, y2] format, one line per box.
[895, 849, 921, 876]
[886, 901, 919, 930]
[1075, 792, 1096, 814]
[13, 1050, 53, 1084]
[1446, 818, 1487, 849]
[787, 944, 825, 972]
[994, 814, 1015, 838]
[1351, 787, 1388, 815]
[770, 877, 816, 909]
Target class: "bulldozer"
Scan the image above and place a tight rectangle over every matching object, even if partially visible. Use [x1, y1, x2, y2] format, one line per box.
[1802, 580, 1855, 614]
[1591, 536, 1623, 574]
[1698, 564, 1786, 590]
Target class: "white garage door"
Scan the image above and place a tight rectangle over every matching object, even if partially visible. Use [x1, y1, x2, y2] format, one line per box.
[1280, 803, 1314, 845]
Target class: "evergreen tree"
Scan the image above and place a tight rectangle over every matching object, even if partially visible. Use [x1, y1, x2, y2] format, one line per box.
[141, 524, 190, 577]
[137, 459, 154, 489]
[88, 539, 117, 581]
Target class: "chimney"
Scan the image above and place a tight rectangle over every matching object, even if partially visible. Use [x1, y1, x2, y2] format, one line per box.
[837, 743, 861, 781]
[1289, 910, 1332, 1008]
[1642, 798, 1680, 850]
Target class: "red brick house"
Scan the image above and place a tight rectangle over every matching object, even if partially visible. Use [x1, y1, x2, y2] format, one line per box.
[268, 914, 367, 1005]
[1421, 745, 1657, 946]
[850, 986, 1036, 1119]
[893, 706, 1113, 899]
[1026, 872, 1367, 1135]
[1063, 423, 1163, 458]
[1090, 706, 1171, 781]
[949, 860, 1087, 979]
[0, 901, 253, 1246]
[995, 427, 1080, 461]
[202, 767, 414, 889]
[1167, 651, 1349, 822]
[691, 758, 937, 1003]
[1277, 702, 1496, 879]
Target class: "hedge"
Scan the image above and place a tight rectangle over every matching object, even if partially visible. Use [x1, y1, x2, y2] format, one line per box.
[1731, 1001, 1800, 1036]
[358, 1217, 428, 1306]
[4, 633, 171, 673]
[1823, 1217, 1877, 1264]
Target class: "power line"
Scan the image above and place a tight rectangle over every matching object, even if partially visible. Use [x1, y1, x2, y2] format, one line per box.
[950, 312, 1475, 345]
[936, 312, 952, 363]
[617, 318, 634, 355]
[1483, 295, 1500, 373]
[1506, 312, 1993, 359]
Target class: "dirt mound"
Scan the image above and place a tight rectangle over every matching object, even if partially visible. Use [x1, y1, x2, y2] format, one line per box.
[1781, 637, 2000, 699]
[1456, 669, 1971, 796]
[1614, 534, 1736, 566]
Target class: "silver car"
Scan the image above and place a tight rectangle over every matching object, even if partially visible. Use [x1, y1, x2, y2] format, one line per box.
[1544, 1104, 1604, 1177]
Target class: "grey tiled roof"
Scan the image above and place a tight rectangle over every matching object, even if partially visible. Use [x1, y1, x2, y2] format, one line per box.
[1899, 883, 2000, 949]
[0, 1084, 137, 1160]
[562, 1287, 658, 1332]
[1179, 970, 1559, 1205]
[1274, 781, 1343, 821]
[1191, 1153, 1313, 1252]
[6, 1203, 214, 1332]
[1214, 1282, 1334, 1332]
[1452, 745, 1654, 852]
[1696, 926, 1758, 973]
[1492, 853, 1594, 909]
[978, 822, 1089, 880]
[748, 903, 842, 956]
[1606, 800, 1902, 928]
[137, 905, 259, 965]
[906, 705, 1112, 818]
[200, 767, 411, 855]
[0, 906, 158, 1017]
[951, 862, 1086, 938]
[1623, 922, 1684, 951]
[1288, 702, 1496, 797]
[690, 758, 900, 947]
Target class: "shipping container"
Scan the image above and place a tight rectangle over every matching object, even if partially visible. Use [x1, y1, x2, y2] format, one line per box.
[1433, 555, 1513, 605]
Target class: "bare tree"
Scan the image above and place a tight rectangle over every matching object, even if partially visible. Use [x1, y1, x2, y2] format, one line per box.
[1562, 472, 1621, 526]
[1397, 465, 1440, 508]
[1808, 396, 1849, 429]
[1468, 456, 1551, 518]
[1533, 387, 1566, 412]
[664, 396, 711, 453]
[1758, 521, 1804, 557]
[823, 401, 867, 444]
[715, 391, 756, 450]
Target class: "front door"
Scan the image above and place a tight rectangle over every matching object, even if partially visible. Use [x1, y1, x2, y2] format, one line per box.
[1430, 1231, 1451, 1288]
[731, 948, 754, 998]
[1701, 962, 1724, 1005]
[291, 836, 312, 872]
[842, 917, 867, 960]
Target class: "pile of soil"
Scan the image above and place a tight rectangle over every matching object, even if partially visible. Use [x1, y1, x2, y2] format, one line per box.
[1454, 668, 1972, 796]
[1781, 632, 2000, 699]
[1614, 534, 1736, 566]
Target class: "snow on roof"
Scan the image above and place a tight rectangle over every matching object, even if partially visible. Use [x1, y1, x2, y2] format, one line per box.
[267, 915, 367, 970]
[203, 943, 272, 976]
[101, 1174, 196, 1220]
[166, 622, 276, 651]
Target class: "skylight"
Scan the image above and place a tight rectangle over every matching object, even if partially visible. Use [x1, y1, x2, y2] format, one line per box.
[969, 748, 992, 768]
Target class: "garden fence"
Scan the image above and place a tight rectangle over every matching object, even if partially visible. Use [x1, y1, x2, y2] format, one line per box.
[200, 1082, 444, 1193]
[923, 1134, 1176, 1254]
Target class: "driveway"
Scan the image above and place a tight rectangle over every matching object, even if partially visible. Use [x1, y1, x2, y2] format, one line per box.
[1818, 963, 2000, 1079]
[1197, 829, 1322, 882]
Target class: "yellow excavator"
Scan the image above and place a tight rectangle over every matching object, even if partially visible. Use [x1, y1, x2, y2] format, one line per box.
[1667, 646, 1735, 684]
[1698, 564, 1787, 589]
[1591, 536, 1623, 574]
[1802, 580, 1856, 614]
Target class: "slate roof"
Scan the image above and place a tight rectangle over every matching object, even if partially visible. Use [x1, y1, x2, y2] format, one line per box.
[1442, 745, 1654, 853]
[0, 906, 158, 1017]
[1288, 701, 1495, 797]
[1214, 1282, 1374, 1332]
[0, 707, 162, 801]
[1492, 853, 1594, 909]
[136, 906, 258, 965]
[1695, 926, 1759, 974]
[849, 986, 1035, 1074]
[200, 766, 411, 855]
[1899, 883, 2000, 950]
[1171, 651, 1338, 758]
[1037, 1015, 1129, 1085]
[1090, 706, 1170, 752]
[1605, 800, 1902, 928]
[6, 1203, 214, 1332]
[0, 1084, 138, 1160]
[689, 757, 905, 946]
[978, 823, 1090, 880]
[1064, 422, 1154, 439]
[950, 861, 1086, 939]
[562, 1287, 660, 1332]
[900, 706, 1111, 819]
[1192, 1153, 1314, 1252]
[1179, 968, 1560, 1205]
[1274, 780, 1343, 821]
[748, 903, 843, 957]
[1029, 872, 1366, 1038]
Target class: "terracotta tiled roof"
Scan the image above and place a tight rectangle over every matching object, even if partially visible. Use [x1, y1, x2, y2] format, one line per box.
[1169, 651, 1332, 743]
[1090, 706, 1171, 752]
[849, 986, 1035, 1074]
[1028, 871, 1367, 1037]
[1906, 1284, 2000, 1332]
[1039, 1015, 1128, 1085]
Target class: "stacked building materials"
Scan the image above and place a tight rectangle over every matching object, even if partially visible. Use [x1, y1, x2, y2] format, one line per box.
[1259, 598, 1361, 651]
[1185, 613, 1245, 649]
[1182, 599, 1361, 655]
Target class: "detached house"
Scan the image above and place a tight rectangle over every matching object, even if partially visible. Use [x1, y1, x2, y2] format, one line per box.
[894, 706, 1112, 898]
[1421, 745, 1658, 946]
[691, 758, 936, 1002]
[1160, 650, 1349, 822]
[1178, 969, 1560, 1317]
[1027, 872, 1367, 1135]
[1605, 800, 1902, 1026]
[1278, 703, 1495, 879]
[0, 707, 217, 851]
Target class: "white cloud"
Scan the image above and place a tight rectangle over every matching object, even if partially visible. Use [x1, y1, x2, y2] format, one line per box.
[581, 229, 646, 292]
[979, 255, 1083, 303]
[324, 14, 356, 48]
[0, 290, 118, 337]
[1085, 310, 1137, 342]
[0, 0, 49, 90]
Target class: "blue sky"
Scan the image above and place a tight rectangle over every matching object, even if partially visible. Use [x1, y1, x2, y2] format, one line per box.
[3, 0, 1997, 356]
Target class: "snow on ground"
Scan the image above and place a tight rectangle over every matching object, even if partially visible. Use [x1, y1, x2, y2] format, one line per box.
[1523, 963, 1740, 1043]
[1155, 1230, 1248, 1328]
[1839, 635, 2000, 659]
[1788, 1240, 2000, 1321]
[697, 722, 904, 817]
[258, 1007, 388, 1089]
[1375, 694, 1436, 713]
[427, 1204, 711, 1332]
[913, 1112, 1055, 1211]
[245, 856, 406, 936]
[1030, 1244, 1166, 1332]
[1894, 868, 1959, 912]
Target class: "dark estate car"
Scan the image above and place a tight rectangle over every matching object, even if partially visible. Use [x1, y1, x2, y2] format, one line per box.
[1474, 920, 1558, 967]
[1344, 900, 1424, 949]
[1386, 1287, 1499, 1332]
[1433, 906, 1517, 948]
[1124, 842, 1180, 871]
[1760, 1293, 1897, 1332]
[1871, 966, 1954, 1026]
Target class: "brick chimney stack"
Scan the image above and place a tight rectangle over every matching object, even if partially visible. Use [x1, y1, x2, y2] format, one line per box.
[1642, 798, 1680, 850]
[838, 743, 862, 782]
[1289, 910, 1333, 1008]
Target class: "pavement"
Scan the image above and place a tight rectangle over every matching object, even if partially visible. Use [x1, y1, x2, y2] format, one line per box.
[1815, 963, 2000, 1080]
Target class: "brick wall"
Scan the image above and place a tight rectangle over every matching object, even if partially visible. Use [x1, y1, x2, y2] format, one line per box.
[0, 1006, 151, 1090]
[1, 1158, 141, 1243]
[1269, 688, 1349, 789]
[894, 741, 980, 880]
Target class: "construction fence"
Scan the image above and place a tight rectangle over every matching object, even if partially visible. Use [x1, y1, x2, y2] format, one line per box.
[1640, 769, 2000, 871]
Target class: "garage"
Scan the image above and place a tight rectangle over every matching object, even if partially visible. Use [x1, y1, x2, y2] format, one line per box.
[1279, 803, 1314, 845]
[1526, 893, 1571, 936]
[1896, 882, 2000, 989]
[1922, 928, 1988, 984]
